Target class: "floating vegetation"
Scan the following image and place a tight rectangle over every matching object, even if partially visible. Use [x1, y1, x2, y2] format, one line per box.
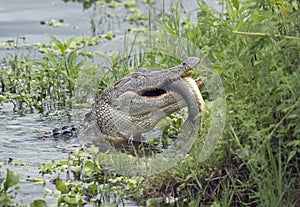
[40, 19, 69, 28]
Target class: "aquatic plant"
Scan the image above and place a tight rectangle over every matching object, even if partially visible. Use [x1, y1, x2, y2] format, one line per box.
[0, 169, 20, 206]
[0, 36, 100, 112]
[38, 146, 144, 206]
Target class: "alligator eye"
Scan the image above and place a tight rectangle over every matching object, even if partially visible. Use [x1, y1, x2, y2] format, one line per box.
[138, 88, 166, 97]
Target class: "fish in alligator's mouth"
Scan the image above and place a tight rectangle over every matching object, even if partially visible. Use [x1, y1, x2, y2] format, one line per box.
[78, 57, 206, 152]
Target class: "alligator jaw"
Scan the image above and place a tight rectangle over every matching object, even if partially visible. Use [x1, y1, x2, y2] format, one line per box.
[137, 87, 168, 99]
[90, 57, 205, 146]
[136, 75, 206, 102]
[135, 58, 200, 99]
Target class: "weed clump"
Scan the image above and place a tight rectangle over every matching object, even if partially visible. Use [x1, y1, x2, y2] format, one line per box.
[137, 0, 300, 206]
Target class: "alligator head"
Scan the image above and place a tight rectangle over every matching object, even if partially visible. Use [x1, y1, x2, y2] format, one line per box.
[79, 57, 206, 150]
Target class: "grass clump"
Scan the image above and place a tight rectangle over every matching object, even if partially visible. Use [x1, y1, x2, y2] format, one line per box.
[136, 0, 300, 206]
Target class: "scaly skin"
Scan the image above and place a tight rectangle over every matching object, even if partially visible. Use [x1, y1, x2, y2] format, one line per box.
[78, 57, 206, 150]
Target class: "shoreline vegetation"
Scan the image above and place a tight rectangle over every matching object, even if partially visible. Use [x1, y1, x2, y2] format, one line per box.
[1, 0, 299, 206]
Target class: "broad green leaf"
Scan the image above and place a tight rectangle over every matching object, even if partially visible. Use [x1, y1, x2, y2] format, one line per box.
[63, 195, 83, 205]
[55, 177, 67, 193]
[83, 160, 94, 171]
[30, 199, 47, 207]
[82, 160, 95, 177]
[3, 169, 20, 191]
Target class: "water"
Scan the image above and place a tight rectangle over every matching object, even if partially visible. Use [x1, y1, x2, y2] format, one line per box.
[0, 0, 90, 44]
[0, 103, 83, 204]
[0, 0, 220, 46]
[0, 0, 220, 205]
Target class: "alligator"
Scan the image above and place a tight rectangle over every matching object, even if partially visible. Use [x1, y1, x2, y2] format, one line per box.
[48, 57, 206, 152]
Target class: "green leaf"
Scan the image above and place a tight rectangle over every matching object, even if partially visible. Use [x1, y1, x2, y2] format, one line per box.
[86, 183, 98, 196]
[48, 35, 65, 53]
[55, 177, 67, 193]
[232, 0, 239, 11]
[3, 169, 20, 191]
[82, 160, 95, 177]
[30, 199, 47, 207]
[225, 0, 234, 18]
[124, 1, 136, 8]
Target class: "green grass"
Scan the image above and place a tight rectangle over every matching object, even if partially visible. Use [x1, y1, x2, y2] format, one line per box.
[135, 0, 300, 206]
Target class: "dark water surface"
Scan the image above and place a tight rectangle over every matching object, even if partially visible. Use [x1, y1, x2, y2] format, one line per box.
[0, 0, 219, 205]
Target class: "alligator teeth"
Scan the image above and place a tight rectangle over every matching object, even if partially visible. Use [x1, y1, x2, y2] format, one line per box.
[138, 88, 166, 97]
